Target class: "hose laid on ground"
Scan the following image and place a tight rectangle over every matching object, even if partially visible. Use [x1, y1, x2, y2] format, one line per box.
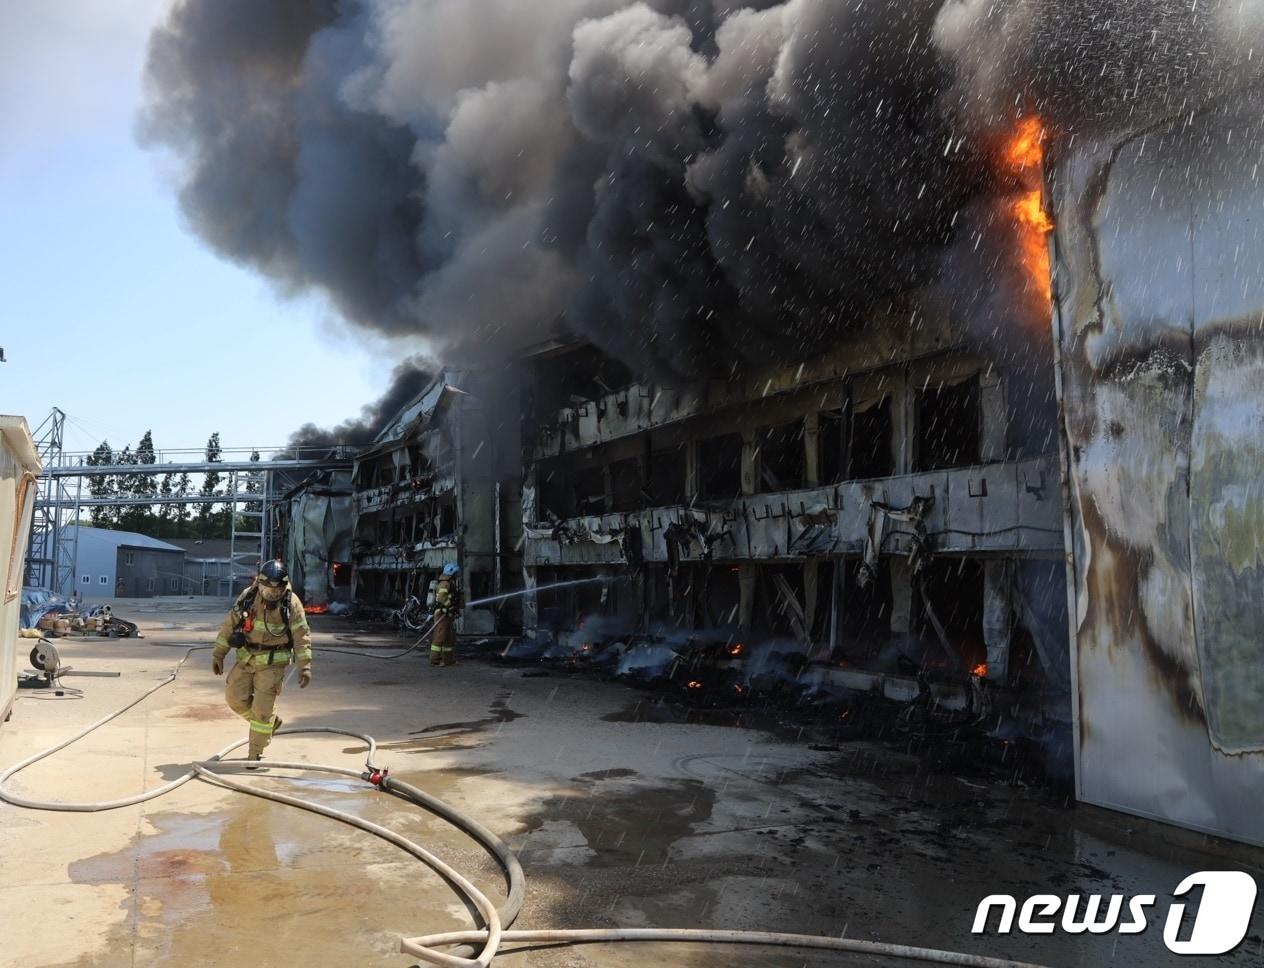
[402, 930, 1045, 967]
[381, 774, 527, 963]
[322, 615, 438, 660]
[0, 646, 214, 811]
[194, 758, 505, 968]
[0, 647, 1050, 968]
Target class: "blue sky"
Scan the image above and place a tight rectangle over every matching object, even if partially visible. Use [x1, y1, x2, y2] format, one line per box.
[0, 3, 404, 461]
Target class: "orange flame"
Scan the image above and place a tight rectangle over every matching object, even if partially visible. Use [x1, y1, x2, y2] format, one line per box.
[971, 662, 988, 678]
[1004, 116, 1044, 171]
[1002, 117, 1053, 308]
[727, 642, 745, 657]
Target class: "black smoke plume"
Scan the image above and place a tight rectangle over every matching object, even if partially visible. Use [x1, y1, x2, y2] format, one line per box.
[142, 0, 1264, 386]
[283, 355, 435, 452]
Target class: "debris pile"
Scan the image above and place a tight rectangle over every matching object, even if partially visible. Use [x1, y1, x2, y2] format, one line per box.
[25, 602, 140, 640]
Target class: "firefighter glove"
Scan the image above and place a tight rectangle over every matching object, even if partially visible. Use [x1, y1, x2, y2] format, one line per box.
[211, 655, 224, 676]
[299, 667, 312, 689]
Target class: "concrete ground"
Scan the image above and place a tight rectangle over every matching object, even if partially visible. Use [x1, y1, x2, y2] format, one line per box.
[1, 597, 1262, 968]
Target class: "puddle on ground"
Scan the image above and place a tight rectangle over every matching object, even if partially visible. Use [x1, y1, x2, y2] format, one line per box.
[508, 742, 1264, 968]
[602, 693, 1068, 791]
[520, 778, 717, 870]
[59, 764, 508, 968]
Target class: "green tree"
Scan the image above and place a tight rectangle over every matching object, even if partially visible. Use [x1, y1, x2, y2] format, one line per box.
[121, 431, 158, 533]
[175, 472, 192, 538]
[235, 449, 263, 533]
[85, 442, 114, 527]
[114, 444, 135, 530]
[158, 470, 175, 538]
[198, 432, 223, 538]
[136, 432, 157, 501]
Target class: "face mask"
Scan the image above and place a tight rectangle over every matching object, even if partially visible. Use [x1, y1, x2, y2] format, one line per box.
[260, 584, 285, 603]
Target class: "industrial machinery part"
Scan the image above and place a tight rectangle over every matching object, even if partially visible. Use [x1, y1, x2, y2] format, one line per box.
[29, 640, 61, 680]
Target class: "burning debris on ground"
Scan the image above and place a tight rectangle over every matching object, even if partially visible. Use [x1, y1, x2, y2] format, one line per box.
[512, 321, 1072, 764]
[485, 612, 1072, 787]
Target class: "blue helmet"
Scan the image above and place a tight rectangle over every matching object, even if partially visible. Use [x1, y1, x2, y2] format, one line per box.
[441, 562, 461, 578]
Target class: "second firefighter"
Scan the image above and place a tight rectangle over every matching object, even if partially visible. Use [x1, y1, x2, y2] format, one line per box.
[429, 562, 462, 666]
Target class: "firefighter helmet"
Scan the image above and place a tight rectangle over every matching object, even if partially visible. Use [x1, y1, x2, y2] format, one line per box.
[259, 560, 288, 588]
[441, 562, 461, 578]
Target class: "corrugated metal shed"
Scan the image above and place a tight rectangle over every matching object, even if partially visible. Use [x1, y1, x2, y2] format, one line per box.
[57, 527, 185, 599]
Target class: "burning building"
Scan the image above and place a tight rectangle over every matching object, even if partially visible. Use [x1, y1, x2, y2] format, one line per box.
[345, 368, 522, 635]
[142, 0, 1264, 846]
[276, 469, 355, 610]
[518, 290, 1070, 719]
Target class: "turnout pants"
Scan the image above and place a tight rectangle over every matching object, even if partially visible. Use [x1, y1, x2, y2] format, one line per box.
[225, 661, 288, 756]
[430, 614, 455, 666]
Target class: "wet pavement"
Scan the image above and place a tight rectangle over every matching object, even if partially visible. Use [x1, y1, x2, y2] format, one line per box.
[1, 597, 1261, 967]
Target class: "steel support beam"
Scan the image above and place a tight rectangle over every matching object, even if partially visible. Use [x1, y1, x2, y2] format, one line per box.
[37, 493, 277, 508]
[24, 409, 81, 595]
[47, 458, 352, 478]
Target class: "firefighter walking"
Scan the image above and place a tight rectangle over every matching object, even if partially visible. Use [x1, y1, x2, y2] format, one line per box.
[212, 560, 313, 762]
[429, 562, 462, 667]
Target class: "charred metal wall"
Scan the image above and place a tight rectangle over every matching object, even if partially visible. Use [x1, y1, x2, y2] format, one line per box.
[519, 307, 1068, 698]
[349, 368, 522, 634]
[1049, 88, 1264, 844]
[282, 471, 353, 606]
[523, 455, 1059, 567]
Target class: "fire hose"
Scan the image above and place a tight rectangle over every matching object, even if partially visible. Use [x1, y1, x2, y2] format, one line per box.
[319, 577, 615, 662]
[0, 646, 1051, 968]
